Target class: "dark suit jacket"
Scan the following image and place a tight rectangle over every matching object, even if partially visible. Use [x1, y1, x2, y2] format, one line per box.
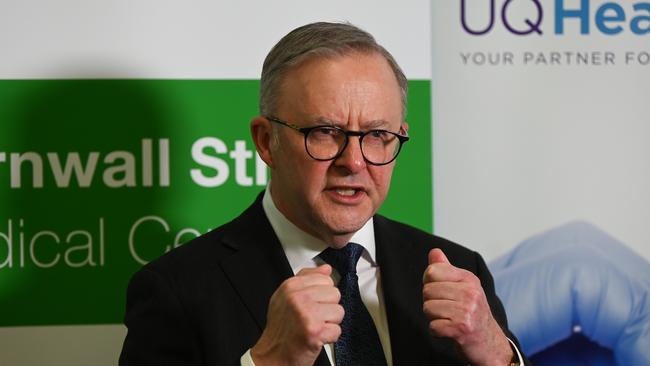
[120, 193, 527, 365]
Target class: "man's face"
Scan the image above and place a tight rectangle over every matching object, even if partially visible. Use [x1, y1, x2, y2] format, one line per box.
[266, 52, 404, 247]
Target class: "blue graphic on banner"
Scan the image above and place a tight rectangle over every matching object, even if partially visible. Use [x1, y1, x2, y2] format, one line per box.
[490, 221, 650, 365]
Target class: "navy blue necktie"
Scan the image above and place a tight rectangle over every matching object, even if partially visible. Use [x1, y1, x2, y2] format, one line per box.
[320, 243, 387, 366]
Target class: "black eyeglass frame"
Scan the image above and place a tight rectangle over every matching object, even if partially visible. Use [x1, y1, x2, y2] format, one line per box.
[266, 116, 410, 166]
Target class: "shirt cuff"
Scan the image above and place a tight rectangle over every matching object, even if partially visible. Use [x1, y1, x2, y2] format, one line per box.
[240, 348, 256, 366]
[506, 337, 524, 365]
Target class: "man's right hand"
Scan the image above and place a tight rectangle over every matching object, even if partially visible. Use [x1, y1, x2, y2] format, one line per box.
[251, 264, 344, 366]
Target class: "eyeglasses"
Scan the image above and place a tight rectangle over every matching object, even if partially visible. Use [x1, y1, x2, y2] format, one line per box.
[266, 116, 409, 166]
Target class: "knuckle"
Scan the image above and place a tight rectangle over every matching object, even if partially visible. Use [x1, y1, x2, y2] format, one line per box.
[335, 304, 345, 320]
[332, 325, 342, 339]
[457, 268, 470, 279]
[422, 301, 433, 317]
[469, 290, 482, 304]
[422, 283, 437, 300]
[322, 325, 341, 344]
[428, 321, 438, 333]
[324, 275, 335, 286]
[282, 277, 299, 292]
[466, 287, 483, 304]
[458, 316, 476, 335]
[428, 321, 446, 337]
[463, 271, 480, 285]
[422, 282, 431, 293]
[287, 292, 307, 311]
[332, 287, 341, 302]
[424, 265, 435, 280]
[304, 320, 322, 340]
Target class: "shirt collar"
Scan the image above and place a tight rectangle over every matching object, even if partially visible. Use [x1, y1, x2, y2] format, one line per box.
[262, 184, 377, 274]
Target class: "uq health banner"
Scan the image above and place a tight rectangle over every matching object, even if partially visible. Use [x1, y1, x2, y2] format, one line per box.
[432, 1, 650, 364]
[0, 1, 433, 365]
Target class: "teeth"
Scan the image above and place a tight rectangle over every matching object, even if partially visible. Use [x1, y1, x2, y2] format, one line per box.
[336, 189, 356, 196]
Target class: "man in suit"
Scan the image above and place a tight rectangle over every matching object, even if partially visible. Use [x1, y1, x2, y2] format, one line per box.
[120, 22, 526, 365]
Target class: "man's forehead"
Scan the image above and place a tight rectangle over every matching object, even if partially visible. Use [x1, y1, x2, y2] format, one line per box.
[283, 51, 394, 85]
[275, 53, 403, 127]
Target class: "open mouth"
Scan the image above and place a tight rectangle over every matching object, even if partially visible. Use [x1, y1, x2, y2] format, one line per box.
[335, 188, 357, 196]
[327, 186, 366, 202]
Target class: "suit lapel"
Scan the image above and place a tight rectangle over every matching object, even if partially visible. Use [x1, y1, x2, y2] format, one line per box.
[218, 194, 331, 366]
[374, 216, 461, 365]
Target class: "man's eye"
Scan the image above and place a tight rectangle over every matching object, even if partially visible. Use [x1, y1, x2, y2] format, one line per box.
[313, 127, 340, 136]
[368, 130, 390, 139]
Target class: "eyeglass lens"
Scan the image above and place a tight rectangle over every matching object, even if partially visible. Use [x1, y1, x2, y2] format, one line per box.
[305, 127, 400, 164]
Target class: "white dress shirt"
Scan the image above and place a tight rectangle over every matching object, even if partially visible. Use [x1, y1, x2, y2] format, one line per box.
[241, 186, 393, 365]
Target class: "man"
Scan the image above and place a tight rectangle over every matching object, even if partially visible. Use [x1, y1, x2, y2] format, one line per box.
[120, 22, 527, 365]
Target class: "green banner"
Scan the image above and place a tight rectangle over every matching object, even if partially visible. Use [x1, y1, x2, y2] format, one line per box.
[0, 80, 431, 326]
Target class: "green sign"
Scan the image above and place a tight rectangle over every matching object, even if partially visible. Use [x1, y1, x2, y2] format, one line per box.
[0, 80, 431, 326]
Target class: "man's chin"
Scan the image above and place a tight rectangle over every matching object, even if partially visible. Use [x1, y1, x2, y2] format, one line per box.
[308, 202, 376, 242]
[321, 216, 371, 240]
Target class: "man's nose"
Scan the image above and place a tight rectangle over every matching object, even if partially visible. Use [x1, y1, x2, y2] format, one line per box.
[334, 136, 367, 173]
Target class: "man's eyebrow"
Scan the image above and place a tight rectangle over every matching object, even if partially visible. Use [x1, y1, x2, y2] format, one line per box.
[361, 119, 392, 129]
[311, 117, 393, 130]
[312, 116, 338, 126]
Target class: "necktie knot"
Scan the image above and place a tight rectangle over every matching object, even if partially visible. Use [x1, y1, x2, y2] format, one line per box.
[319, 242, 364, 276]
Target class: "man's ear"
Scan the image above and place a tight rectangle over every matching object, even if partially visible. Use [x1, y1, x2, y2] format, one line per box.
[401, 121, 409, 134]
[250, 116, 275, 168]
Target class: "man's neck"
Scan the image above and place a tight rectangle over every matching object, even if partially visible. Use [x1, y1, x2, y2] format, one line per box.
[262, 184, 377, 275]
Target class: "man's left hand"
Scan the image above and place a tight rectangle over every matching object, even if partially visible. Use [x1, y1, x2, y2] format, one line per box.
[422, 248, 513, 366]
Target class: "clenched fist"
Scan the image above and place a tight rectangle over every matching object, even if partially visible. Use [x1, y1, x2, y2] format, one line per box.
[423, 249, 513, 366]
[251, 264, 344, 366]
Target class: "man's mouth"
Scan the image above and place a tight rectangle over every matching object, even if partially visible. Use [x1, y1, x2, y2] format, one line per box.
[335, 188, 357, 196]
[327, 186, 366, 202]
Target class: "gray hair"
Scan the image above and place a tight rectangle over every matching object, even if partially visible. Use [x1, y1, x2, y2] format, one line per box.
[259, 22, 408, 119]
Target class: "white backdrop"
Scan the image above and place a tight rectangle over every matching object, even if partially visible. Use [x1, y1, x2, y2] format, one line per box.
[432, 0, 650, 262]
